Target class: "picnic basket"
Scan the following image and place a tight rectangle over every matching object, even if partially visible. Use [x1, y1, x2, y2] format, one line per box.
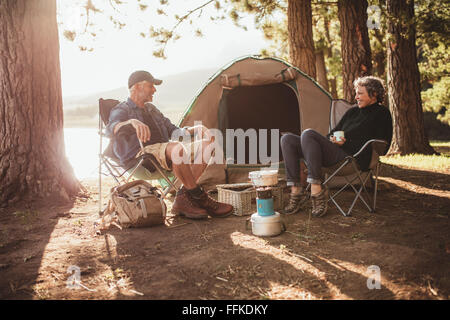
[216, 182, 284, 216]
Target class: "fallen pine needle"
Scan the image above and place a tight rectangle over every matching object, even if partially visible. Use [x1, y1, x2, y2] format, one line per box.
[284, 250, 313, 263]
[428, 281, 438, 296]
[130, 289, 144, 296]
[78, 282, 97, 292]
[216, 277, 228, 282]
[168, 223, 189, 228]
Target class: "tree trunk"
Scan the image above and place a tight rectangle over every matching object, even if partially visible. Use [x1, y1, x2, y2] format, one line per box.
[323, 15, 338, 99]
[287, 0, 316, 79]
[315, 50, 329, 92]
[338, 0, 372, 103]
[0, 0, 81, 206]
[386, 0, 434, 155]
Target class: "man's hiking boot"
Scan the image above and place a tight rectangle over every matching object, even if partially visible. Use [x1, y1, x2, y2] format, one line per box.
[311, 187, 329, 218]
[172, 188, 208, 219]
[281, 189, 309, 215]
[193, 190, 233, 218]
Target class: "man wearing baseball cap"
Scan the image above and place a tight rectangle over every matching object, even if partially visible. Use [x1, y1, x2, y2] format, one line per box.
[106, 70, 233, 219]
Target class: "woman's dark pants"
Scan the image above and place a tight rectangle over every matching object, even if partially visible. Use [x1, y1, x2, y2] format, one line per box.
[281, 129, 349, 186]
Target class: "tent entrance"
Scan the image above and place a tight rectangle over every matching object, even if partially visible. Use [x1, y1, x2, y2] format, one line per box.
[218, 82, 300, 164]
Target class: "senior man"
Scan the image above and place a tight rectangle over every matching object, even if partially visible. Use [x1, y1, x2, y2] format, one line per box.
[106, 70, 233, 219]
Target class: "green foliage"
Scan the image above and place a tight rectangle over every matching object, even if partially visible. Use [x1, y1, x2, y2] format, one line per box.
[259, 18, 289, 60]
[367, 0, 387, 80]
[314, 4, 343, 96]
[57, 0, 448, 121]
[364, 0, 449, 122]
[421, 76, 450, 124]
[416, 0, 450, 125]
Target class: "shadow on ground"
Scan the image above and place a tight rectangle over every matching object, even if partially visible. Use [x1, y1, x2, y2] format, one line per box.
[0, 164, 448, 299]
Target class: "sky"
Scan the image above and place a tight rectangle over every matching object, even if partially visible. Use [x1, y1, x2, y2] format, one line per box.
[57, 0, 272, 97]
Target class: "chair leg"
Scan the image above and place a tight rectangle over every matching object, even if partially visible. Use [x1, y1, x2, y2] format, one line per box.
[103, 158, 125, 184]
[359, 178, 373, 210]
[333, 173, 370, 216]
[149, 158, 179, 193]
[326, 180, 352, 216]
[324, 161, 375, 217]
[373, 162, 380, 212]
[350, 164, 374, 213]
[99, 120, 103, 216]
[99, 161, 102, 216]
[126, 158, 146, 183]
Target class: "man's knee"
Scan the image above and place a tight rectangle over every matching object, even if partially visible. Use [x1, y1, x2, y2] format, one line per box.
[166, 141, 185, 164]
[201, 138, 213, 149]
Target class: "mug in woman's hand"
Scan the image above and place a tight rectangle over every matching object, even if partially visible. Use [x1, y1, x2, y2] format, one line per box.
[333, 131, 345, 142]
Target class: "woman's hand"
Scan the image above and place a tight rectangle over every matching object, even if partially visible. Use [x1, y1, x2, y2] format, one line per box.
[330, 135, 346, 146]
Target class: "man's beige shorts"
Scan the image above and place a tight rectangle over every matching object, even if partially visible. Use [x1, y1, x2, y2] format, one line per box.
[136, 140, 203, 171]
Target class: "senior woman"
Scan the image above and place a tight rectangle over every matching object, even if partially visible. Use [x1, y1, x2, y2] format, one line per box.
[281, 76, 393, 217]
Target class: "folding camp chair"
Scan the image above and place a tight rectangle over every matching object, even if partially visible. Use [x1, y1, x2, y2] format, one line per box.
[320, 139, 389, 217]
[98, 98, 179, 215]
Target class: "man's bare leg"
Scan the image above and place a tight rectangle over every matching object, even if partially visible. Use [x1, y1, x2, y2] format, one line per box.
[166, 140, 233, 217]
[191, 139, 214, 182]
[165, 142, 198, 189]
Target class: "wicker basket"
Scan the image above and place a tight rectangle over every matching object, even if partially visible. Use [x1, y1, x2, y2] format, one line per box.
[217, 183, 284, 216]
[217, 183, 256, 216]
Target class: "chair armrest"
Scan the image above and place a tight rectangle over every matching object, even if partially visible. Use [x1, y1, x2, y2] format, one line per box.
[353, 139, 388, 158]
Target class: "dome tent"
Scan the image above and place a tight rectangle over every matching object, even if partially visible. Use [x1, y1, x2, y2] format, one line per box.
[178, 55, 333, 183]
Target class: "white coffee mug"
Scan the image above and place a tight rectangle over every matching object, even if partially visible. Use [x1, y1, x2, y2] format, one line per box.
[333, 131, 345, 142]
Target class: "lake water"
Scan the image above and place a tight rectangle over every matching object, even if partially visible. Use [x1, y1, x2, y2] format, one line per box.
[64, 128, 108, 179]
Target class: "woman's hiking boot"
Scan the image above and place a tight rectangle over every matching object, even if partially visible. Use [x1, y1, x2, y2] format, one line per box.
[282, 189, 309, 215]
[311, 187, 329, 217]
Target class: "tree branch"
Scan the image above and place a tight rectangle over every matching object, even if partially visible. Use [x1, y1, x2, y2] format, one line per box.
[158, 0, 216, 57]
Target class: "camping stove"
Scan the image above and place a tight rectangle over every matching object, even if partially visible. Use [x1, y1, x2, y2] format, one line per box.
[255, 187, 276, 216]
[247, 171, 285, 237]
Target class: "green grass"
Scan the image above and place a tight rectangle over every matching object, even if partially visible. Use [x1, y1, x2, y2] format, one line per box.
[430, 140, 450, 150]
[381, 140, 450, 172]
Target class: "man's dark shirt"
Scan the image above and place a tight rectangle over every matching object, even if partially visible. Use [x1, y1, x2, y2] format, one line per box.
[105, 98, 186, 166]
[327, 102, 393, 171]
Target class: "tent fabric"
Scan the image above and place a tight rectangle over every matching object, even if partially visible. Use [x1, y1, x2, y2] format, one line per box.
[220, 66, 298, 89]
[218, 83, 300, 164]
[179, 55, 332, 136]
[178, 55, 333, 183]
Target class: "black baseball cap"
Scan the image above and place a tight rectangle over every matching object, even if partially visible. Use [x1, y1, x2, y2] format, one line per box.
[128, 70, 162, 89]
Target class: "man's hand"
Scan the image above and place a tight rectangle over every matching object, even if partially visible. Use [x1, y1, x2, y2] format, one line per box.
[130, 119, 151, 142]
[115, 119, 151, 143]
[330, 135, 346, 146]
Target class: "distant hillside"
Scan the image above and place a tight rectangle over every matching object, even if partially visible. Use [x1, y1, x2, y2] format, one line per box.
[63, 68, 217, 111]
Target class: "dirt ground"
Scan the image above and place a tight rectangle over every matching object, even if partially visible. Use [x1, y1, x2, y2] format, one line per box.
[0, 159, 449, 300]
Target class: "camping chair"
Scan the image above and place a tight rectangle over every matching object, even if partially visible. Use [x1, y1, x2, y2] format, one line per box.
[320, 139, 389, 217]
[98, 98, 179, 215]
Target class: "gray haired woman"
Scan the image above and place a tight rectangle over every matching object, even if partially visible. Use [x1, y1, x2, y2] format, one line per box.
[281, 76, 393, 217]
